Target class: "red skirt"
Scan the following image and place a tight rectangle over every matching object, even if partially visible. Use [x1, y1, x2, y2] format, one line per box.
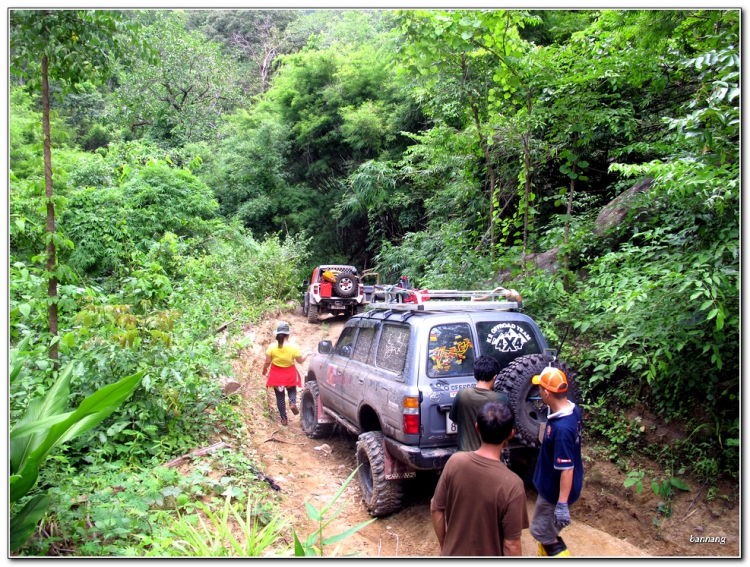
[266, 364, 301, 388]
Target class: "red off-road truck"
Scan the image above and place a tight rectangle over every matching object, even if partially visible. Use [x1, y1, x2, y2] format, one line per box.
[303, 265, 366, 323]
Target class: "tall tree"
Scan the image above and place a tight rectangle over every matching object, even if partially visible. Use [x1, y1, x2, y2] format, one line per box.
[112, 12, 242, 144]
[10, 9, 151, 361]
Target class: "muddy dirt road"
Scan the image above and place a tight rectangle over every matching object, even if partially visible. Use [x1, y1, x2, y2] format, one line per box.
[229, 311, 738, 557]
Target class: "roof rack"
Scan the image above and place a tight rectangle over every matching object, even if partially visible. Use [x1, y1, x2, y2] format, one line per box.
[367, 288, 522, 312]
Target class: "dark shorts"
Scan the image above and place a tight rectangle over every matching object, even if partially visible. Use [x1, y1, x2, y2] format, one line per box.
[530, 494, 568, 545]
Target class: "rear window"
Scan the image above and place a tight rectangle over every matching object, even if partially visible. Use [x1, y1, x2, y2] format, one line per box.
[475, 321, 541, 369]
[376, 324, 410, 374]
[427, 323, 475, 378]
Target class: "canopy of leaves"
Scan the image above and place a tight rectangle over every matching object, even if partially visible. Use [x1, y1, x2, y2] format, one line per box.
[111, 12, 243, 144]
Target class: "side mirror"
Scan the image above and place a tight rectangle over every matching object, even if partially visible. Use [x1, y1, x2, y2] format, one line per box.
[318, 340, 333, 354]
[303, 280, 310, 286]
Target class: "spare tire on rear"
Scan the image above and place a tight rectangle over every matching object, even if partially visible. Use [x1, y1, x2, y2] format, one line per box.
[494, 354, 582, 448]
[333, 270, 358, 298]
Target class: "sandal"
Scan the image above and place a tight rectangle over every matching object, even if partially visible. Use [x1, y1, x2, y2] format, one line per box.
[289, 403, 299, 416]
[281, 418, 288, 426]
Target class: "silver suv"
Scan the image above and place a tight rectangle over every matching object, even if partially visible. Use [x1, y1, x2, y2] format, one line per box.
[300, 292, 580, 516]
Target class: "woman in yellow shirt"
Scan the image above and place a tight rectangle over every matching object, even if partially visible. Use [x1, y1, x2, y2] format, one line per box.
[262, 322, 314, 425]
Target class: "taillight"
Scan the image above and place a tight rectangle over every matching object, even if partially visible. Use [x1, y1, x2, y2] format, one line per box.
[403, 396, 420, 434]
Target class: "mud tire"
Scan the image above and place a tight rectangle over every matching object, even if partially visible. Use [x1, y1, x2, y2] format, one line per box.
[355, 304, 365, 315]
[300, 381, 333, 439]
[356, 431, 403, 517]
[307, 303, 319, 324]
[494, 354, 582, 448]
[333, 270, 358, 298]
[302, 294, 309, 316]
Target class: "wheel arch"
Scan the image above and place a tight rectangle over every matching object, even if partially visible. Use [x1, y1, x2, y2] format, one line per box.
[358, 404, 382, 433]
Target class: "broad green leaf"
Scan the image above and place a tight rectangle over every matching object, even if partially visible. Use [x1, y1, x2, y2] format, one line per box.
[19, 303, 31, 317]
[10, 457, 39, 503]
[623, 478, 638, 487]
[322, 518, 377, 546]
[10, 493, 50, 551]
[305, 501, 322, 521]
[10, 363, 73, 476]
[11, 411, 75, 440]
[293, 529, 306, 556]
[30, 369, 144, 465]
[670, 477, 690, 491]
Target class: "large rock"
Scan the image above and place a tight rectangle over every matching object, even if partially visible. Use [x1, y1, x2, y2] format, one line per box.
[494, 179, 654, 283]
[592, 178, 653, 242]
[495, 247, 560, 282]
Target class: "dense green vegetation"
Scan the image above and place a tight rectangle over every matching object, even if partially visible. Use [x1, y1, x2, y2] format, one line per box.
[10, 8, 738, 556]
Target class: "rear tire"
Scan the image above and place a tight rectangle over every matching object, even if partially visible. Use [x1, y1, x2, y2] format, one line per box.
[356, 431, 403, 517]
[494, 354, 581, 448]
[307, 303, 319, 324]
[302, 294, 309, 316]
[355, 304, 365, 315]
[301, 381, 333, 439]
[333, 270, 358, 298]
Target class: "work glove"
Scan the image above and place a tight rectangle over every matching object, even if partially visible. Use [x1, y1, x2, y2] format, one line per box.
[554, 502, 571, 527]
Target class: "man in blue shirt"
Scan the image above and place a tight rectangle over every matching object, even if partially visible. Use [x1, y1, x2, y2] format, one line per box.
[530, 366, 583, 557]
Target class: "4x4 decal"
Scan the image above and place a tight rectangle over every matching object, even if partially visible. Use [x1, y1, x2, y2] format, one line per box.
[486, 323, 531, 353]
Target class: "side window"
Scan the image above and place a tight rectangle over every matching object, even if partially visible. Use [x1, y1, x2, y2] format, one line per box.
[475, 321, 541, 369]
[427, 323, 475, 378]
[352, 327, 375, 364]
[376, 324, 411, 374]
[335, 327, 357, 358]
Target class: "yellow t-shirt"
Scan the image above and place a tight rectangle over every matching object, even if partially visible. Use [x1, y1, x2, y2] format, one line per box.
[266, 342, 302, 368]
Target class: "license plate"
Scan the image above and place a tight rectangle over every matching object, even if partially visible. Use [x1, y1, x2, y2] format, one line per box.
[446, 413, 457, 435]
[330, 304, 345, 310]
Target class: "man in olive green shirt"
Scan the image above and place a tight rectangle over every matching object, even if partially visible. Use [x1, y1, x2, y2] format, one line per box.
[449, 356, 511, 452]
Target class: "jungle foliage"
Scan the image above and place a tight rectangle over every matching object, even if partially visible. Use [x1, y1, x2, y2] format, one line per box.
[9, 8, 739, 556]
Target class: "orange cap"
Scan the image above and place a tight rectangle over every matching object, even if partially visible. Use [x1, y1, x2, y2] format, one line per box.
[532, 367, 568, 393]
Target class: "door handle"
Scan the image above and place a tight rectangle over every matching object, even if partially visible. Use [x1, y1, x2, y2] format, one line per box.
[358, 377, 364, 384]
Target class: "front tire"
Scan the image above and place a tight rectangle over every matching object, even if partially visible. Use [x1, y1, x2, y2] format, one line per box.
[356, 431, 403, 517]
[494, 354, 581, 448]
[301, 381, 333, 439]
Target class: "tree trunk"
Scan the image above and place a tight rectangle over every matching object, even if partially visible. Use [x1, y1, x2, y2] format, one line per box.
[522, 91, 533, 277]
[563, 132, 578, 292]
[41, 55, 58, 362]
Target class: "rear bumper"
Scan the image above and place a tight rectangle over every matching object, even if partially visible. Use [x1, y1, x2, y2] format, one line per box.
[383, 439, 537, 471]
[384, 438, 456, 470]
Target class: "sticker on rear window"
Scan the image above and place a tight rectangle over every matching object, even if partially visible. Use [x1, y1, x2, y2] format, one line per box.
[429, 337, 473, 373]
[486, 323, 531, 353]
